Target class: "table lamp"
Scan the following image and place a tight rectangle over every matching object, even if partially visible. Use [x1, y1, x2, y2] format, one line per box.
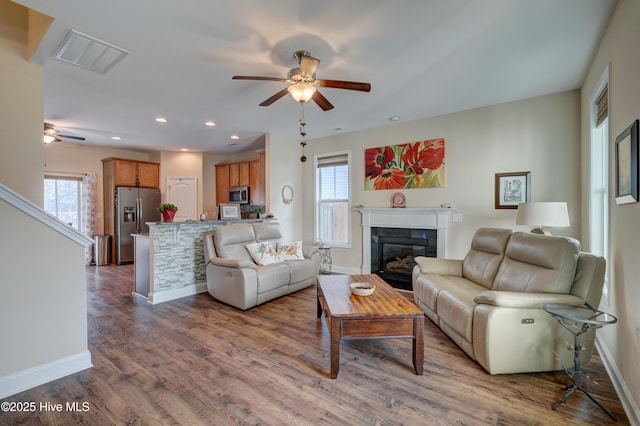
[515, 202, 570, 235]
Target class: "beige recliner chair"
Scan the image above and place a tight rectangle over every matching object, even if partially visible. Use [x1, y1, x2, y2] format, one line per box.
[413, 228, 606, 374]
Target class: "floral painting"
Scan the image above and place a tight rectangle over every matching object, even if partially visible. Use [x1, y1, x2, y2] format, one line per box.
[365, 139, 445, 190]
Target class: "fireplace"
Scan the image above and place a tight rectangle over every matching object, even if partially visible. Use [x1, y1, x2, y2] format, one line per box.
[371, 227, 437, 290]
[356, 207, 451, 291]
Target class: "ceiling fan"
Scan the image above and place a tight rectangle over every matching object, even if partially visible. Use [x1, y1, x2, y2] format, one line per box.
[44, 122, 86, 143]
[232, 50, 371, 111]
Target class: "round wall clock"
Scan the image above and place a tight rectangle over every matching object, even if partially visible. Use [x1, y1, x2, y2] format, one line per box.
[392, 192, 406, 208]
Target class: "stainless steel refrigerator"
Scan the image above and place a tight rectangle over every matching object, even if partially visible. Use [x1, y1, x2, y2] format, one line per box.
[115, 186, 161, 264]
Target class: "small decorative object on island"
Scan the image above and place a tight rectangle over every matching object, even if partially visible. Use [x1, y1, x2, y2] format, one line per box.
[158, 203, 178, 222]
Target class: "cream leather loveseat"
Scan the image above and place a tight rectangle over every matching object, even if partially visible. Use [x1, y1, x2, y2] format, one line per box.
[203, 222, 320, 310]
[412, 228, 606, 374]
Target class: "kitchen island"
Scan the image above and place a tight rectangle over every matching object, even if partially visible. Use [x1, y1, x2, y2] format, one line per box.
[136, 219, 272, 304]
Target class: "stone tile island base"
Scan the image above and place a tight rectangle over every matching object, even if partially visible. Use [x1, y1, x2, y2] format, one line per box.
[141, 219, 271, 304]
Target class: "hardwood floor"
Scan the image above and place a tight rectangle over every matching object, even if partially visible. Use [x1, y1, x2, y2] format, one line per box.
[1, 265, 629, 425]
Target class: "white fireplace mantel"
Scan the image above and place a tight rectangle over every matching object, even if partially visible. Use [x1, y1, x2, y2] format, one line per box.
[355, 207, 451, 274]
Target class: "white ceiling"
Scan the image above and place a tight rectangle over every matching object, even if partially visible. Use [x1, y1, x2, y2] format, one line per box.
[15, 0, 616, 154]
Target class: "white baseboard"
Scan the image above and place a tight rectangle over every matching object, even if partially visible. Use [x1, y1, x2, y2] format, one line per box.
[596, 337, 640, 424]
[148, 281, 208, 304]
[330, 265, 361, 275]
[0, 350, 92, 399]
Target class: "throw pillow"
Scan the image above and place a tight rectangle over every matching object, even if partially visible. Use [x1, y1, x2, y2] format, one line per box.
[277, 241, 304, 261]
[246, 241, 282, 266]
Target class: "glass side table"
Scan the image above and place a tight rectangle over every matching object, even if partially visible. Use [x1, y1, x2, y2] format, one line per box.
[542, 303, 618, 421]
[318, 246, 332, 275]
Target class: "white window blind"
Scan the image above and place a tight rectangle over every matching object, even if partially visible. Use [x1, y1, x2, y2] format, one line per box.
[316, 152, 350, 246]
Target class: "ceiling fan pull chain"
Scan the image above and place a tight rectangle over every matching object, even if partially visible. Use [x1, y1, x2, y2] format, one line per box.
[299, 102, 307, 162]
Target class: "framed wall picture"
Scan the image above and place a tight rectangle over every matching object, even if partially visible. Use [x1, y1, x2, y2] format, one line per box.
[495, 171, 531, 209]
[219, 203, 241, 220]
[615, 119, 639, 205]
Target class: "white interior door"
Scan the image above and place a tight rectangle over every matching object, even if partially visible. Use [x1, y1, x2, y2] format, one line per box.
[167, 176, 197, 221]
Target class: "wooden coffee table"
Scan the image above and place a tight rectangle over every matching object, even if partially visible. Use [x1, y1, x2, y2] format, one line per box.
[316, 274, 424, 379]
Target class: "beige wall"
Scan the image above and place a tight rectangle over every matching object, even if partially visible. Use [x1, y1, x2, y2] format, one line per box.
[44, 143, 153, 235]
[0, 1, 92, 395]
[581, 0, 640, 418]
[298, 90, 581, 271]
[0, 1, 45, 205]
[159, 151, 204, 218]
[0, 199, 88, 377]
[266, 132, 303, 243]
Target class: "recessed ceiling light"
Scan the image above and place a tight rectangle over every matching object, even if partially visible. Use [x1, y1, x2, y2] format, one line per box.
[230, 135, 239, 140]
[155, 117, 167, 123]
[181, 148, 189, 152]
[334, 127, 343, 131]
[389, 116, 401, 122]
[205, 121, 216, 127]
[111, 136, 121, 140]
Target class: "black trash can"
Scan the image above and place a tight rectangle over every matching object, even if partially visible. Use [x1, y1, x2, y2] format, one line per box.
[94, 235, 112, 266]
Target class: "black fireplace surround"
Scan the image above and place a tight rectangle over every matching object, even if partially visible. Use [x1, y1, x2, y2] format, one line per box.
[371, 227, 437, 291]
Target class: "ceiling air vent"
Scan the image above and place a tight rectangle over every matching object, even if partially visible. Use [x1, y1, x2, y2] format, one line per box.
[53, 30, 129, 73]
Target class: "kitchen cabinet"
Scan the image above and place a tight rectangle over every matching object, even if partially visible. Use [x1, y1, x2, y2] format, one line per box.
[103, 158, 159, 188]
[215, 164, 230, 205]
[228, 161, 250, 187]
[215, 153, 265, 206]
[250, 154, 265, 206]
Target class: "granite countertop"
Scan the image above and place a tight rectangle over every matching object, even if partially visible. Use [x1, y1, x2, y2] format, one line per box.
[147, 218, 275, 226]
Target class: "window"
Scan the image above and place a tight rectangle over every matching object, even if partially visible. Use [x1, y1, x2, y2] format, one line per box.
[590, 68, 609, 299]
[44, 175, 82, 230]
[315, 151, 350, 247]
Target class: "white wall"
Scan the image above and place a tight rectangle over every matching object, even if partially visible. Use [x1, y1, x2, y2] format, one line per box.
[0, 1, 45, 205]
[297, 90, 581, 271]
[580, 0, 640, 420]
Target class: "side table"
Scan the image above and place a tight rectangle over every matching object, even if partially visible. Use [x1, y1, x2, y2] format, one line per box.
[542, 303, 618, 420]
[318, 246, 332, 274]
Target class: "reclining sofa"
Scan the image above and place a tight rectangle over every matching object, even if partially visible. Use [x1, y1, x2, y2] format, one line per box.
[203, 222, 320, 310]
[412, 228, 606, 374]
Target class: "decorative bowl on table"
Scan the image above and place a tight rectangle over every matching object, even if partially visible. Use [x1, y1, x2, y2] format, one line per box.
[350, 282, 376, 296]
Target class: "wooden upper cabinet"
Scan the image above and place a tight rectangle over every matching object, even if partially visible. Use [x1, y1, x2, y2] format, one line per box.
[249, 159, 262, 205]
[215, 164, 230, 205]
[103, 158, 160, 188]
[112, 159, 138, 187]
[238, 162, 250, 187]
[137, 162, 159, 188]
[228, 163, 239, 188]
[228, 161, 250, 187]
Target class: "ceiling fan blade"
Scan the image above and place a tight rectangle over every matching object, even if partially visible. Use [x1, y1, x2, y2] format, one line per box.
[312, 90, 334, 111]
[317, 79, 371, 92]
[58, 134, 86, 141]
[299, 55, 320, 78]
[232, 75, 287, 83]
[259, 88, 290, 107]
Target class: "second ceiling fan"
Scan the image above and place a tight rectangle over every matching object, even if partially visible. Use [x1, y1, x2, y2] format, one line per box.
[44, 122, 86, 143]
[232, 50, 371, 111]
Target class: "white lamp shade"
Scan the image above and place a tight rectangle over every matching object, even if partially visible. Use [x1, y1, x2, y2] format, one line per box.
[287, 83, 316, 103]
[516, 202, 570, 228]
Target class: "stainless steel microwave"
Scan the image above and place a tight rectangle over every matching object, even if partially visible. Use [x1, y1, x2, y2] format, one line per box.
[228, 186, 250, 204]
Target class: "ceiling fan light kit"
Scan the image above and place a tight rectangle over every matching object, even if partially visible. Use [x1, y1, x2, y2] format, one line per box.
[288, 83, 316, 103]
